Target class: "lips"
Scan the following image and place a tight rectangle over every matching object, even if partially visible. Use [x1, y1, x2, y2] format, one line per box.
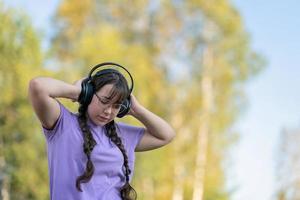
[98, 116, 109, 121]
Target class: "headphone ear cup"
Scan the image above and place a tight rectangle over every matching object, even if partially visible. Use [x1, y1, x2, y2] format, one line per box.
[117, 96, 131, 118]
[78, 78, 94, 105]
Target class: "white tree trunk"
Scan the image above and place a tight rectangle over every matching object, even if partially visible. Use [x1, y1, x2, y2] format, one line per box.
[192, 45, 213, 200]
[172, 163, 184, 200]
[171, 113, 186, 200]
[142, 177, 154, 200]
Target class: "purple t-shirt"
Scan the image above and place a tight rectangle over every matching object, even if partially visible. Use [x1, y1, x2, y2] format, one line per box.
[43, 103, 145, 200]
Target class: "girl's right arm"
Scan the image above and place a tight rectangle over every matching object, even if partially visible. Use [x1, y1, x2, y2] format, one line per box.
[28, 77, 81, 129]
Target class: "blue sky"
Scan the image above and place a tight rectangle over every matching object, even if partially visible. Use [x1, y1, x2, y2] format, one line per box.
[3, 0, 300, 199]
[230, 0, 300, 199]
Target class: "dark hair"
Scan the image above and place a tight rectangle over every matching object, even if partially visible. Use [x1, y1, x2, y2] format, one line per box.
[76, 71, 137, 200]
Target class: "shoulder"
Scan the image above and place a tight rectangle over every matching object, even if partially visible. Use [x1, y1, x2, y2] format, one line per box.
[43, 101, 78, 140]
[115, 122, 145, 150]
[116, 122, 145, 136]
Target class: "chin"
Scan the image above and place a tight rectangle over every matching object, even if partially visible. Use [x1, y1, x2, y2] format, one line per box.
[96, 121, 107, 126]
[96, 119, 112, 126]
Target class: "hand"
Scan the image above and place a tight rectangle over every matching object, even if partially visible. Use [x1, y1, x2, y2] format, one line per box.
[72, 77, 86, 102]
[128, 94, 143, 117]
[73, 77, 86, 88]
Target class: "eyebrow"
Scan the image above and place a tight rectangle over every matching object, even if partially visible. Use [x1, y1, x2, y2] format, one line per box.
[96, 93, 114, 99]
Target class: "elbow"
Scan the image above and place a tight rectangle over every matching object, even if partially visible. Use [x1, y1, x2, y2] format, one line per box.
[29, 77, 45, 96]
[165, 128, 176, 144]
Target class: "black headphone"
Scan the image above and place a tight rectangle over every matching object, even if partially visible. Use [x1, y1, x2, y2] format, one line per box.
[78, 62, 134, 118]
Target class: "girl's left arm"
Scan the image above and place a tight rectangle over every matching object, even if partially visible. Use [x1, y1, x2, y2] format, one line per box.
[129, 95, 176, 152]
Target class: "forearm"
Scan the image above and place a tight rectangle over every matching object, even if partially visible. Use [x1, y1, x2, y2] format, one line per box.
[29, 77, 81, 129]
[29, 77, 80, 101]
[132, 106, 175, 142]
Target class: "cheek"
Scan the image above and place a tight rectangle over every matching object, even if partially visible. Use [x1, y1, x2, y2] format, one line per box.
[88, 101, 101, 116]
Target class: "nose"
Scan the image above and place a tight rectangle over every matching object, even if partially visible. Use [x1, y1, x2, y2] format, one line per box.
[103, 105, 113, 114]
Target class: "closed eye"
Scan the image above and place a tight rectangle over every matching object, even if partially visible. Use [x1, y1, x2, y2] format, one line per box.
[100, 99, 109, 104]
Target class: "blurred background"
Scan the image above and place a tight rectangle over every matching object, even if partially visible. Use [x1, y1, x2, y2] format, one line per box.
[0, 0, 299, 200]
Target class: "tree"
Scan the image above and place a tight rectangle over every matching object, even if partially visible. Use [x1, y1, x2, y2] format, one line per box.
[50, 1, 265, 199]
[275, 126, 300, 200]
[0, 4, 49, 199]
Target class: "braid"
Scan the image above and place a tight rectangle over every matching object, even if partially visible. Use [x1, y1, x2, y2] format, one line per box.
[75, 106, 137, 199]
[76, 104, 97, 192]
[105, 121, 137, 200]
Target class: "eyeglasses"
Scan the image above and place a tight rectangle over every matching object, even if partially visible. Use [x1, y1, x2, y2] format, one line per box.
[94, 93, 123, 111]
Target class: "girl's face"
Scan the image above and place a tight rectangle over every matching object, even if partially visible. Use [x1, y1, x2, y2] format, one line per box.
[87, 84, 123, 126]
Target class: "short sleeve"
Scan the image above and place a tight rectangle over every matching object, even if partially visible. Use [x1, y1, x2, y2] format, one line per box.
[42, 102, 72, 141]
[116, 122, 145, 152]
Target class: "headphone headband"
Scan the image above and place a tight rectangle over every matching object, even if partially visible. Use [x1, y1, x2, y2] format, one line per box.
[88, 62, 134, 93]
[78, 62, 133, 118]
